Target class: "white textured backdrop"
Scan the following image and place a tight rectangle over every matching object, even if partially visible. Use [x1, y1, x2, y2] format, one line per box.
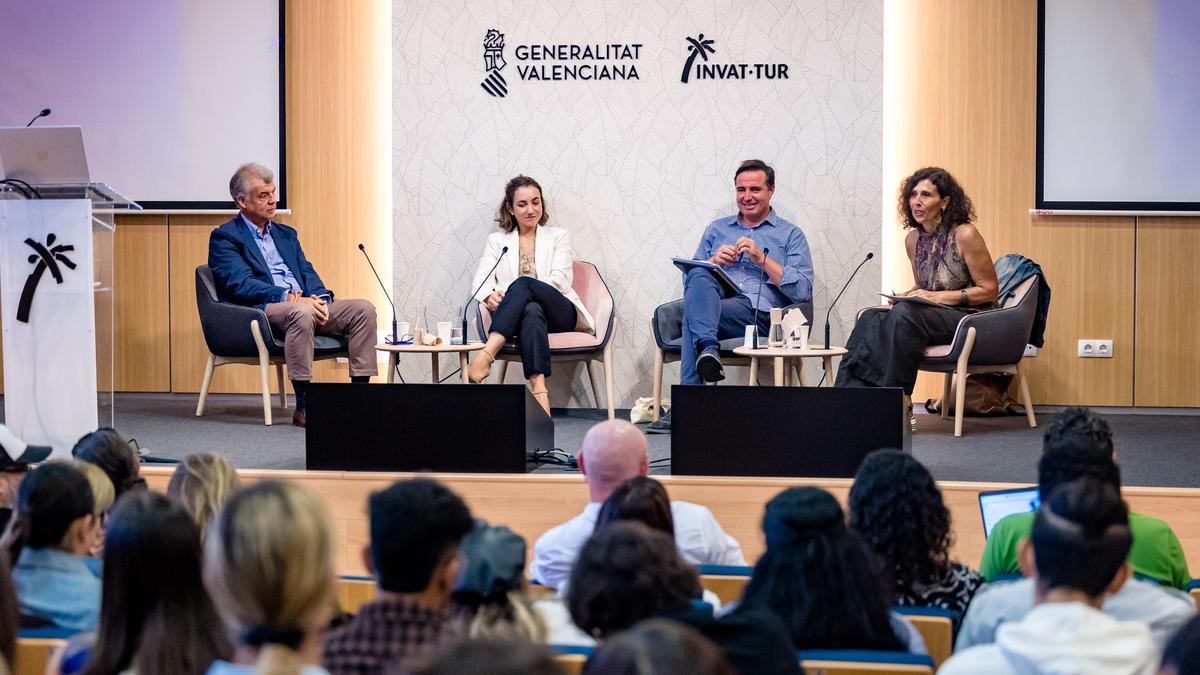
[392, 0, 882, 408]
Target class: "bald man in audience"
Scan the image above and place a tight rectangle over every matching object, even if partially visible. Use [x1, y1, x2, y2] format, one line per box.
[529, 419, 746, 590]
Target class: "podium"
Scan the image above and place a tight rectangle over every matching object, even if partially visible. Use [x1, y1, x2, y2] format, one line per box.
[0, 183, 138, 457]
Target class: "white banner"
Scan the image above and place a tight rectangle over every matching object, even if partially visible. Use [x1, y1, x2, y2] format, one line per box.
[0, 199, 97, 457]
[393, 0, 883, 407]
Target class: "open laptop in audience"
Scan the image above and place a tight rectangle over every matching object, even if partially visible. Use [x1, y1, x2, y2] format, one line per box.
[979, 486, 1039, 539]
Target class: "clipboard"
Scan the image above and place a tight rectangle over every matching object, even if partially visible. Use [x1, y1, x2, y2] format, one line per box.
[672, 258, 741, 296]
[881, 293, 945, 308]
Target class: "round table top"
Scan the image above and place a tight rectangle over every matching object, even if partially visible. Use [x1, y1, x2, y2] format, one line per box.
[375, 341, 484, 353]
[732, 344, 848, 357]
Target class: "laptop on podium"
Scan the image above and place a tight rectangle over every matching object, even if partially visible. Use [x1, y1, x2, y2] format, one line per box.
[0, 125, 90, 185]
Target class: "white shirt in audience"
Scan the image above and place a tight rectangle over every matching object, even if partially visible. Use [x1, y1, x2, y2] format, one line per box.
[956, 576, 1195, 651]
[941, 602, 1158, 675]
[206, 661, 329, 675]
[529, 501, 747, 590]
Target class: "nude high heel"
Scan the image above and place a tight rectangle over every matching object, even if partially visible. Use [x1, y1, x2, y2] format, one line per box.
[531, 388, 550, 415]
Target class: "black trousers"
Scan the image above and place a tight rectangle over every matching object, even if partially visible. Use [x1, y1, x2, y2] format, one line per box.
[835, 301, 968, 394]
[488, 276, 578, 379]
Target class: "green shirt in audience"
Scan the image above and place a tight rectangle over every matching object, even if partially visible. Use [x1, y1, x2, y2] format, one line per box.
[979, 511, 1191, 589]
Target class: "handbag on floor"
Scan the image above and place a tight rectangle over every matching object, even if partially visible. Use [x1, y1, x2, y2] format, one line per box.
[629, 396, 669, 424]
[925, 372, 1019, 416]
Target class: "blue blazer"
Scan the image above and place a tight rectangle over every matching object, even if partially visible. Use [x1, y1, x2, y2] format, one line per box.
[207, 216, 333, 308]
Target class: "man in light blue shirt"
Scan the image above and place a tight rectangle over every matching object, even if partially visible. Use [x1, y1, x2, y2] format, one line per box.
[648, 160, 812, 433]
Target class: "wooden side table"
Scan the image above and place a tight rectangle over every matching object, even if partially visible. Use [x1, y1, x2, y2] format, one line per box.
[375, 342, 484, 383]
[731, 344, 848, 386]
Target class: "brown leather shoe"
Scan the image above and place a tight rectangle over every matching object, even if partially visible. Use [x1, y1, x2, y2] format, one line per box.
[292, 408, 307, 428]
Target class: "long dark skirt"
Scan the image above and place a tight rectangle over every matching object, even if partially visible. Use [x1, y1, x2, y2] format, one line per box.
[835, 301, 969, 395]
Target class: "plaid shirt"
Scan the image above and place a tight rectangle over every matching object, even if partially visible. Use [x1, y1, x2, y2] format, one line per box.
[323, 596, 452, 675]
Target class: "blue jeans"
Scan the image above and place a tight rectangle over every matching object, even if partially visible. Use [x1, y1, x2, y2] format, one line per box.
[680, 268, 770, 384]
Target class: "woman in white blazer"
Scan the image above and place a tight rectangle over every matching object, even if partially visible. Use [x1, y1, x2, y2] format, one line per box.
[466, 176, 595, 414]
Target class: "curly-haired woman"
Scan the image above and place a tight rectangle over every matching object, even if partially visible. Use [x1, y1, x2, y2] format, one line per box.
[849, 450, 982, 629]
[835, 168, 998, 411]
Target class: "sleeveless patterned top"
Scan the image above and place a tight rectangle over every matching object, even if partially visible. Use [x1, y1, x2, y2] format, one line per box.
[915, 224, 972, 291]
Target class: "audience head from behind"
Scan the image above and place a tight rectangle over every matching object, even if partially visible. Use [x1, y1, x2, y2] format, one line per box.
[204, 481, 334, 675]
[578, 420, 649, 503]
[368, 477, 474, 603]
[0, 424, 52, 534]
[1161, 615, 1200, 675]
[167, 453, 241, 542]
[65, 460, 114, 558]
[594, 476, 674, 537]
[941, 477, 1153, 675]
[72, 427, 146, 501]
[0, 548, 16, 674]
[409, 636, 563, 675]
[849, 450, 961, 596]
[452, 520, 545, 641]
[323, 478, 475, 673]
[741, 486, 905, 651]
[5, 462, 101, 631]
[1039, 407, 1121, 500]
[567, 521, 701, 639]
[1023, 477, 1132, 604]
[584, 618, 736, 675]
[82, 491, 230, 675]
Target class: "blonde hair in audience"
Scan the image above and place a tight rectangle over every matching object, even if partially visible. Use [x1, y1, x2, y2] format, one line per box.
[67, 460, 115, 517]
[204, 481, 334, 675]
[463, 586, 546, 642]
[167, 453, 241, 542]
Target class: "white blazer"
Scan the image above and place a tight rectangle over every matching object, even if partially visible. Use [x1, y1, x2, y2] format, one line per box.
[469, 226, 595, 333]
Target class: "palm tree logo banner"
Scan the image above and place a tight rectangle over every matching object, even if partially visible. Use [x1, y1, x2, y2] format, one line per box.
[16, 233, 76, 323]
[681, 34, 716, 83]
[481, 29, 508, 97]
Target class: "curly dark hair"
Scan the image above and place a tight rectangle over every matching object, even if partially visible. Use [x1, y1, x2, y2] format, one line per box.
[897, 167, 975, 230]
[566, 522, 701, 638]
[849, 450, 953, 596]
[1039, 407, 1121, 499]
[594, 476, 675, 538]
[741, 487, 904, 651]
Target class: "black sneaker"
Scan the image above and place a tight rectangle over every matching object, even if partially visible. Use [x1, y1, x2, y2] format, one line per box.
[645, 410, 672, 434]
[696, 346, 725, 383]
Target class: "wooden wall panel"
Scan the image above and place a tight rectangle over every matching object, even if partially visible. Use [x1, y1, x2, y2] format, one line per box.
[114, 216, 170, 391]
[142, 469, 1200, 578]
[1135, 218, 1200, 407]
[885, 0, 1135, 406]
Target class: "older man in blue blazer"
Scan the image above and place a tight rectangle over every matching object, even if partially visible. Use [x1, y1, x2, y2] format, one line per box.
[208, 163, 377, 427]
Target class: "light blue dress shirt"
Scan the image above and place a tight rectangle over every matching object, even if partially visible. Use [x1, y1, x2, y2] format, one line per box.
[691, 210, 814, 311]
[241, 213, 302, 302]
[12, 547, 101, 631]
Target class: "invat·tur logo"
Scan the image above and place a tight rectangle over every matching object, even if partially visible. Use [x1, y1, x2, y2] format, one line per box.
[481, 29, 508, 97]
[681, 34, 716, 83]
[17, 233, 76, 323]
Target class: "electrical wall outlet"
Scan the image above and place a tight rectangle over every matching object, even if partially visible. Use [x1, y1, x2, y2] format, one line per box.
[1077, 339, 1113, 358]
[1023, 344, 1038, 357]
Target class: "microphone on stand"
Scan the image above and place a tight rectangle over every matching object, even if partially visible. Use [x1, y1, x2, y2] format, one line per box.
[25, 109, 51, 127]
[358, 243, 399, 344]
[750, 247, 770, 349]
[824, 252, 874, 350]
[464, 246, 509, 343]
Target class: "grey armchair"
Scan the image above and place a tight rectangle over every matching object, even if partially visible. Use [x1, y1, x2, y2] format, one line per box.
[649, 299, 813, 421]
[194, 265, 347, 425]
[915, 275, 1040, 437]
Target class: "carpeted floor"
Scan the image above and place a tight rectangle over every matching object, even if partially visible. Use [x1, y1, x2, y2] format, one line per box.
[26, 393, 1195, 487]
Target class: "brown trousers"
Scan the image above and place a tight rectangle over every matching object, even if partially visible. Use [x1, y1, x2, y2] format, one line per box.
[264, 298, 377, 380]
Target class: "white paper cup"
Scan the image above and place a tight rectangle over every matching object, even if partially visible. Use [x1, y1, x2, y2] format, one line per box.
[397, 321, 411, 341]
[437, 321, 452, 344]
[789, 324, 810, 349]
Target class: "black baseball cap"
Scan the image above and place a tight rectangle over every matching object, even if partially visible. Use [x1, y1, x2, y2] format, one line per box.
[0, 424, 53, 470]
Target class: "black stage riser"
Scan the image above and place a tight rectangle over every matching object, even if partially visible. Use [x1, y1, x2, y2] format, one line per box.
[306, 384, 552, 472]
[671, 385, 906, 478]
